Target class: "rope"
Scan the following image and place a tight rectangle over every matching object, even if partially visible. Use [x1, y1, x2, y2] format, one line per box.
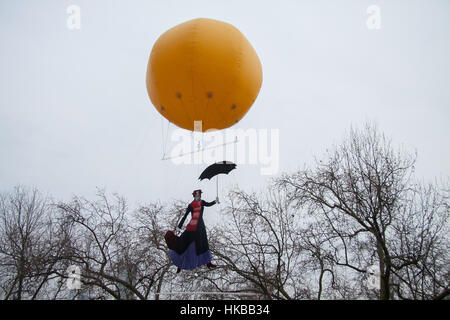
[160, 115, 171, 159]
[161, 138, 239, 161]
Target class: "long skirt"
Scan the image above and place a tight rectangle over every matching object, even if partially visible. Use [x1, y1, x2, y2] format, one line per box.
[168, 227, 211, 270]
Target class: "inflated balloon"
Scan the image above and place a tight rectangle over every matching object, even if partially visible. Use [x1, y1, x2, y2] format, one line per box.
[146, 18, 262, 132]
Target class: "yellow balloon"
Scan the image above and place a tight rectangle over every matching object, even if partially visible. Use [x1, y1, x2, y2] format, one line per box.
[146, 18, 263, 132]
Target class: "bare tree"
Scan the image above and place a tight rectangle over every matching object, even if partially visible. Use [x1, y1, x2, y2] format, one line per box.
[2, 121, 447, 301]
[56, 189, 146, 299]
[55, 191, 196, 300]
[0, 186, 67, 299]
[390, 182, 449, 299]
[132, 200, 185, 300]
[277, 122, 449, 300]
[209, 187, 310, 300]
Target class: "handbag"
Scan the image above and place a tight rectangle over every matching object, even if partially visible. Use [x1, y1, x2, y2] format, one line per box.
[164, 230, 179, 250]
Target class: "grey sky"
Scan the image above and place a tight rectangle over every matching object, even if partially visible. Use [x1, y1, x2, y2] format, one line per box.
[1, 0, 449, 218]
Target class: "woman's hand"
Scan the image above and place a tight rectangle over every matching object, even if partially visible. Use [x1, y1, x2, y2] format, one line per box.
[216, 196, 220, 204]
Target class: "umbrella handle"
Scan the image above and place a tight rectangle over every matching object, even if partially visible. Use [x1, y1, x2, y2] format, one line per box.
[216, 175, 218, 200]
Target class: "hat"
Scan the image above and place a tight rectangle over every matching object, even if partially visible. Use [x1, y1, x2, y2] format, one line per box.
[192, 189, 202, 196]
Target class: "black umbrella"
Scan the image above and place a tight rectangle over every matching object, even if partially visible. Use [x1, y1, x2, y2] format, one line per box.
[199, 161, 237, 199]
[199, 161, 236, 180]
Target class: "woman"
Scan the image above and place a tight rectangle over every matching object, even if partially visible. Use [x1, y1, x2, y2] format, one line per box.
[169, 189, 219, 273]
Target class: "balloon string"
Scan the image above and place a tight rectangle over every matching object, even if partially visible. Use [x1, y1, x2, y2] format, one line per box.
[165, 121, 171, 154]
[160, 115, 164, 157]
[197, 134, 201, 177]
[160, 116, 171, 159]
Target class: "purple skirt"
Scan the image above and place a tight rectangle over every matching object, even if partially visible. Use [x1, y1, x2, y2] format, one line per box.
[169, 242, 211, 270]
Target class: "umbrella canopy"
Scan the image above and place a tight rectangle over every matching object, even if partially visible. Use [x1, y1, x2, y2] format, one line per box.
[199, 161, 237, 180]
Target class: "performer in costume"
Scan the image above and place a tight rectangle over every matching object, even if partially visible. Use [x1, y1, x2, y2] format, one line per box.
[169, 189, 219, 273]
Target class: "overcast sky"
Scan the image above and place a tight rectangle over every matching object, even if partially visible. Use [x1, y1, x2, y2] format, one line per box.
[1, 0, 449, 219]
